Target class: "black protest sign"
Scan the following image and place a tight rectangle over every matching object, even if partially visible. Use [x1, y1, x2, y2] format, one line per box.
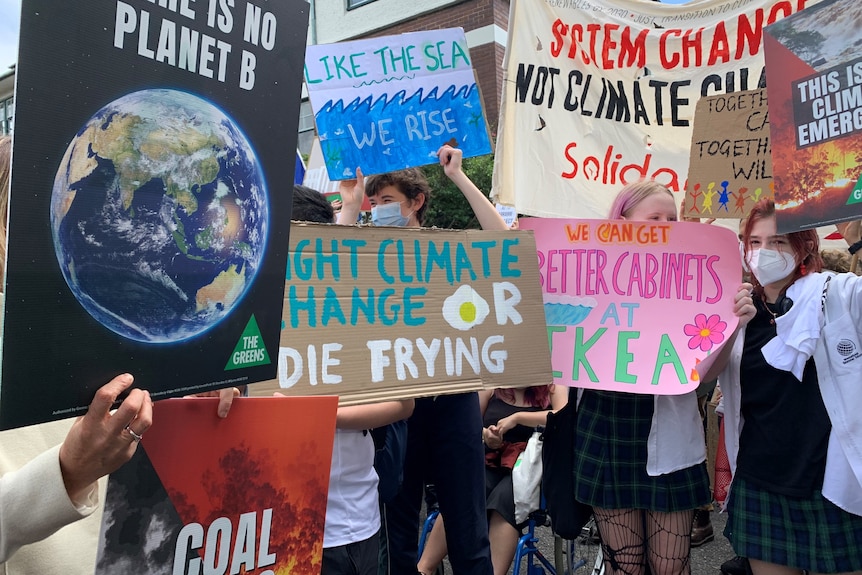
[1, 0, 308, 429]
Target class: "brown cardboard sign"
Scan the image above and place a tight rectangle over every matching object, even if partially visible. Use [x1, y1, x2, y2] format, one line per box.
[250, 223, 552, 404]
[683, 89, 773, 219]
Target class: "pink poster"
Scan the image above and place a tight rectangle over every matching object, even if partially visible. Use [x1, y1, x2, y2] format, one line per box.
[521, 218, 741, 395]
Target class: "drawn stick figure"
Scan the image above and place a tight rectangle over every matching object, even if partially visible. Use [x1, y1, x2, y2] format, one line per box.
[702, 182, 717, 215]
[718, 181, 731, 212]
[753, 186, 763, 203]
[688, 183, 702, 214]
[732, 187, 748, 214]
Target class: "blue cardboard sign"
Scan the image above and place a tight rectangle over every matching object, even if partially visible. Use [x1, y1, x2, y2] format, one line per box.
[304, 28, 493, 179]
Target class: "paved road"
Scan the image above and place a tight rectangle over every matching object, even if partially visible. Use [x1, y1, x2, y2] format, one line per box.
[435, 508, 733, 575]
[508, 509, 733, 575]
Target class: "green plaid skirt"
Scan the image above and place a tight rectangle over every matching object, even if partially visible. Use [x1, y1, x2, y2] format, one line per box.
[726, 476, 862, 573]
[573, 390, 710, 512]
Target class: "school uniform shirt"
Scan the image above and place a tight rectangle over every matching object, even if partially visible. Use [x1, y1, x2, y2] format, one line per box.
[648, 392, 707, 475]
[323, 429, 381, 548]
[721, 272, 862, 516]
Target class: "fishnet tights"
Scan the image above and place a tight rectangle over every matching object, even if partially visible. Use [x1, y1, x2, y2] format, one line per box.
[592, 507, 695, 575]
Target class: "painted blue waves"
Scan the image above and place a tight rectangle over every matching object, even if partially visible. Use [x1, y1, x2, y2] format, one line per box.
[315, 84, 492, 180]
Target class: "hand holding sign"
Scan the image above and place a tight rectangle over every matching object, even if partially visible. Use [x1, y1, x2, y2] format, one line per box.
[437, 145, 509, 231]
[837, 220, 862, 245]
[734, 283, 757, 328]
[188, 387, 242, 418]
[59, 374, 153, 502]
[438, 144, 464, 178]
[336, 166, 365, 225]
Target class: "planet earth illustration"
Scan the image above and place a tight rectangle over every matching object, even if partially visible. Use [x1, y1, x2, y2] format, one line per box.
[51, 89, 268, 344]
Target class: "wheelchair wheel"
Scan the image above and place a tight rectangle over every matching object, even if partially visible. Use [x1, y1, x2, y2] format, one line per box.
[573, 518, 604, 575]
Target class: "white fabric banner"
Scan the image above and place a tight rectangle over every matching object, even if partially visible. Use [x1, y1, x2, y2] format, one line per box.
[493, 0, 820, 218]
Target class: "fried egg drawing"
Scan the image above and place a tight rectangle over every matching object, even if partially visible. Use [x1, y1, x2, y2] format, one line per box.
[442, 285, 490, 331]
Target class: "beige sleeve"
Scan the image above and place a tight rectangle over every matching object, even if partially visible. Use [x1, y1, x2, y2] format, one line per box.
[0, 444, 96, 563]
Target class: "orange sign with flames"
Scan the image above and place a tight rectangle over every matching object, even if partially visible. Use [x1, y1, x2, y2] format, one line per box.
[96, 397, 337, 575]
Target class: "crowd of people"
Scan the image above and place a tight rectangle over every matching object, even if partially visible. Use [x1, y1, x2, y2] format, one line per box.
[0, 127, 861, 575]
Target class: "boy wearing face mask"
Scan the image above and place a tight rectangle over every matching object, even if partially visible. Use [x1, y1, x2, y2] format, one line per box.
[702, 199, 862, 575]
[335, 146, 507, 575]
[366, 168, 428, 228]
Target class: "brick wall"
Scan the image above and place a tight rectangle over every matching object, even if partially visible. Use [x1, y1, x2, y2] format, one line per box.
[468, 43, 505, 129]
[493, 0, 510, 27]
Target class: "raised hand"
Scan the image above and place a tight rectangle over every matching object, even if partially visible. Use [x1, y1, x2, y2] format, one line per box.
[336, 167, 366, 225]
[437, 145, 463, 179]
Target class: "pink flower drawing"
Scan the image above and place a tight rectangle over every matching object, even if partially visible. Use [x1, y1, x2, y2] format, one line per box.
[684, 313, 727, 352]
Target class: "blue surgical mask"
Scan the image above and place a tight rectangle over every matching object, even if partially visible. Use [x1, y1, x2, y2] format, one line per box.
[371, 202, 411, 227]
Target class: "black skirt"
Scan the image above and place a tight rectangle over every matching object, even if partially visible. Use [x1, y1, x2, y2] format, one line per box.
[485, 466, 518, 528]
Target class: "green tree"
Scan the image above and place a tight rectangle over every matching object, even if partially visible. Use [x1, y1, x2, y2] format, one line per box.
[420, 153, 496, 229]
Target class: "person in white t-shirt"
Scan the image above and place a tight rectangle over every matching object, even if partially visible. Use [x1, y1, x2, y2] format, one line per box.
[291, 184, 415, 575]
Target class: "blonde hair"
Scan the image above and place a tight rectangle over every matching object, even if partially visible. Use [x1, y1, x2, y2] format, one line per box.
[608, 180, 673, 219]
[0, 135, 10, 284]
[820, 248, 853, 274]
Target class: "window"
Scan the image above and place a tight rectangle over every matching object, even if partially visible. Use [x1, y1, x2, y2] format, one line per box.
[0, 96, 12, 135]
[298, 99, 315, 133]
[346, 0, 377, 10]
[297, 99, 315, 156]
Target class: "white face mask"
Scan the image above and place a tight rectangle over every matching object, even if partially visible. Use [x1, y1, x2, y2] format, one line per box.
[746, 248, 797, 286]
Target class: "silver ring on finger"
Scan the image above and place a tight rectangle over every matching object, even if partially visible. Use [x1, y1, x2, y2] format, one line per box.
[125, 425, 144, 442]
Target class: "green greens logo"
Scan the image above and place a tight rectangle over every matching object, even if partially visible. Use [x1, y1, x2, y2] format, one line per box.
[225, 315, 271, 370]
[848, 177, 862, 205]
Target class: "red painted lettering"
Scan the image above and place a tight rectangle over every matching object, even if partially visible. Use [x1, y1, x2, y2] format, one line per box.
[735, 9, 763, 59]
[767, 1, 793, 24]
[619, 27, 648, 68]
[708, 21, 730, 66]
[550, 19, 568, 58]
[660, 30, 681, 69]
[681, 28, 703, 68]
[602, 23, 620, 69]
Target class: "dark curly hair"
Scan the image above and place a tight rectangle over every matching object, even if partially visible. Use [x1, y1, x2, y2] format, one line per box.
[365, 168, 431, 225]
[292, 184, 334, 224]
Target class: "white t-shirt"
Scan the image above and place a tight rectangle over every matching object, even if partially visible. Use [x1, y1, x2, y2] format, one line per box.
[323, 429, 380, 548]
